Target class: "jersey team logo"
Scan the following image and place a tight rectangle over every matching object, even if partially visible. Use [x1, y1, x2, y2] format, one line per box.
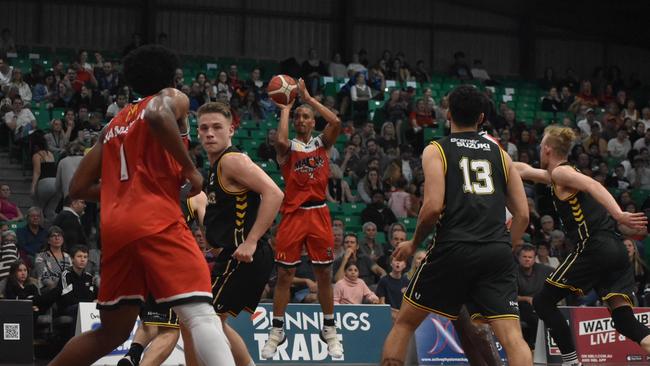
[294, 156, 324, 179]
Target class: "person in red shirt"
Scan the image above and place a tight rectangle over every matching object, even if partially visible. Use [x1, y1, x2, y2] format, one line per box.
[49, 45, 235, 366]
[262, 79, 343, 359]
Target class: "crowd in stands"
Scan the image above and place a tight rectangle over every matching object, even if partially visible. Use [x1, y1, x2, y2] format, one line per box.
[0, 27, 649, 351]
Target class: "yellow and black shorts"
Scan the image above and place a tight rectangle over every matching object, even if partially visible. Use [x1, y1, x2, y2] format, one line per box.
[140, 296, 179, 328]
[211, 242, 274, 316]
[403, 241, 519, 321]
[546, 232, 635, 303]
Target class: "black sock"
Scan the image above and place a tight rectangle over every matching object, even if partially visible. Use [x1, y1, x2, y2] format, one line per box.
[534, 286, 576, 354]
[323, 317, 335, 327]
[272, 318, 284, 328]
[127, 342, 144, 362]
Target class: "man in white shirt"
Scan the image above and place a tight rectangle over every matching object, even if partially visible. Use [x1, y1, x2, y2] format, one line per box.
[576, 108, 601, 138]
[629, 155, 650, 190]
[10, 68, 32, 104]
[470, 59, 491, 82]
[105, 93, 127, 119]
[347, 53, 367, 77]
[639, 108, 650, 131]
[3, 96, 35, 136]
[607, 128, 632, 160]
[0, 57, 12, 89]
[633, 128, 650, 152]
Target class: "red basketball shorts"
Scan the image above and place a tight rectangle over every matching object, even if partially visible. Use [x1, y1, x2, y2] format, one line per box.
[97, 221, 212, 309]
[275, 205, 334, 266]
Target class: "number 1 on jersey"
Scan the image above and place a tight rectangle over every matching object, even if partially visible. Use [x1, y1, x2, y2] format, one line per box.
[120, 143, 129, 181]
[459, 157, 494, 195]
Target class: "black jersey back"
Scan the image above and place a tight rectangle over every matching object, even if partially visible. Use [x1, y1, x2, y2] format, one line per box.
[433, 131, 510, 245]
[551, 163, 617, 244]
[204, 146, 261, 253]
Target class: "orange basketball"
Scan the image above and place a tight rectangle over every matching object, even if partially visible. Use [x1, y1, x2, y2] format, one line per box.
[267, 74, 298, 105]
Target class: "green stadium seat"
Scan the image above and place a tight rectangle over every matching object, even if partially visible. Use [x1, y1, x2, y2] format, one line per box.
[51, 108, 65, 120]
[327, 202, 342, 215]
[400, 218, 417, 231]
[2, 220, 26, 231]
[341, 202, 365, 215]
[258, 161, 278, 174]
[631, 189, 649, 207]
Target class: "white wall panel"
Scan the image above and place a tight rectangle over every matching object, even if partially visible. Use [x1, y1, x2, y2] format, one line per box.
[157, 11, 240, 57]
[434, 31, 519, 76]
[352, 25, 431, 67]
[433, 2, 517, 30]
[354, 0, 433, 22]
[0, 1, 38, 45]
[41, 4, 138, 51]
[535, 39, 603, 80]
[252, 0, 335, 16]
[244, 17, 333, 61]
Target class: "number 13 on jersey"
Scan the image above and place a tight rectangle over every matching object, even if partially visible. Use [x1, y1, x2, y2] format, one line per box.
[459, 157, 494, 195]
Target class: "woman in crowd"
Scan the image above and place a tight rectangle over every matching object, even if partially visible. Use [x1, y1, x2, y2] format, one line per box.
[326, 164, 356, 204]
[625, 239, 649, 305]
[30, 131, 58, 222]
[33, 226, 71, 290]
[358, 167, 384, 204]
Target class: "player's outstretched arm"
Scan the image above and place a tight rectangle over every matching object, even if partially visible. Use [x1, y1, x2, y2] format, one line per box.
[144, 88, 202, 195]
[505, 155, 530, 245]
[512, 162, 551, 184]
[394, 145, 444, 261]
[297, 78, 341, 148]
[552, 166, 648, 230]
[69, 137, 103, 202]
[222, 153, 284, 263]
[274, 99, 295, 166]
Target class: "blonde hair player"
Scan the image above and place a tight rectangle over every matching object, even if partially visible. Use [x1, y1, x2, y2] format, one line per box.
[514, 125, 649, 366]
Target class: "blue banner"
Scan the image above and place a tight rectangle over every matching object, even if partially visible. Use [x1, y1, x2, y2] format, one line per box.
[414, 313, 507, 365]
[229, 303, 392, 364]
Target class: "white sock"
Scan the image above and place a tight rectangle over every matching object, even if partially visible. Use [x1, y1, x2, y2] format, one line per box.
[174, 302, 235, 366]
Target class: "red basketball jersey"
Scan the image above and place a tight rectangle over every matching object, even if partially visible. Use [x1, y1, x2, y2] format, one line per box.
[100, 97, 185, 256]
[280, 135, 329, 214]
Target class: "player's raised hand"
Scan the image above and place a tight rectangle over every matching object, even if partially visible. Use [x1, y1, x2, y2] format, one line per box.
[615, 211, 648, 231]
[393, 240, 416, 261]
[271, 97, 295, 112]
[297, 78, 312, 103]
[184, 168, 204, 197]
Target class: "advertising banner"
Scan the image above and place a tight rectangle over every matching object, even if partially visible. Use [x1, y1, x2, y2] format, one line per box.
[77, 302, 391, 365]
[414, 313, 506, 364]
[537, 306, 650, 364]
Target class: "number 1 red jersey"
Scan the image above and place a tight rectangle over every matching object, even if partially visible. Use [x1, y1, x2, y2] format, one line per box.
[100, 97, 185, 257]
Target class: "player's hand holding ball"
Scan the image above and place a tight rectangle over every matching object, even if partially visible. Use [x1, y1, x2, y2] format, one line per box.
[393, 240, 416, 261]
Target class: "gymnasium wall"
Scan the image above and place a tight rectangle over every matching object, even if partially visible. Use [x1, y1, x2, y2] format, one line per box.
[0, 0, 648, 81]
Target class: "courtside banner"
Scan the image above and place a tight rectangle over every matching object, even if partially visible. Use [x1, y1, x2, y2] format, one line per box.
[571, 307, 650, 363]
[229, 303, 392, 364]
[537, 306, 650, 364]
[414, 313, 506, 364]
[76, 302, 186, 366]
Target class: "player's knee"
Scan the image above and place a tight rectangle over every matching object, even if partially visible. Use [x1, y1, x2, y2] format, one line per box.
[611, 306, 650, 343]
[174, 302, 218, 328]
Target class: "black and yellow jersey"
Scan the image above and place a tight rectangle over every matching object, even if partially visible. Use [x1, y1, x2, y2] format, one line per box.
[204, 146, 261, 253]
[551, 162, 616, 244]
[433, 131, 510, 246]
[180, 196, 197, 227]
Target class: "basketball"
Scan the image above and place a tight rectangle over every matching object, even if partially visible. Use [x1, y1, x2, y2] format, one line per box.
[267, 74, 298, 105]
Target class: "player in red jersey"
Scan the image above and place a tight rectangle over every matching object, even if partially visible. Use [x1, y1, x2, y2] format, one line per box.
[49, 45, 234, 366]
[261, 79, 343, 359]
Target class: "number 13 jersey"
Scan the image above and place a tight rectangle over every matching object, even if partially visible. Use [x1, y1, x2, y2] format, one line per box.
[100, 97, 186, 257]
[432, 131, 510, 246]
